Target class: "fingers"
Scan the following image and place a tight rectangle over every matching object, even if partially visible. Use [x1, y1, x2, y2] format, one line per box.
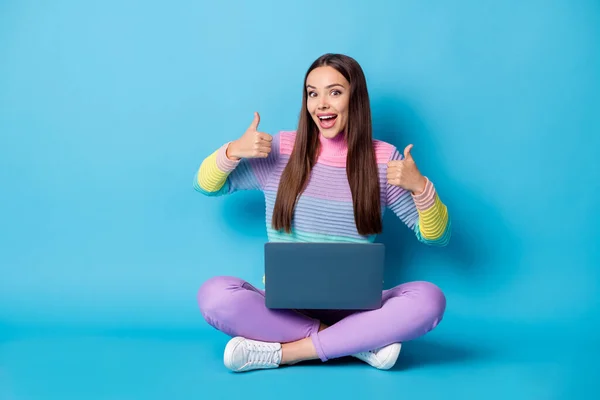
[249, 112, 261, 131]
[255, 131, 272, 147]
[258, 132, 273, 142]
[252, 140, 272, 158]
[387, 162, 402, 183]
[387, 145, 419, 187]
[252, 149, 271, 158]
[248, 130, 272, 158]
[387, 173, 401, 182]
[387, 170, 401, 185]
[255, 136, 272, 147]
[238, 112, 273, 158]
[403, 144, 414, 160]
[257, 144, 271, 153]
[386, 169, 400, 179]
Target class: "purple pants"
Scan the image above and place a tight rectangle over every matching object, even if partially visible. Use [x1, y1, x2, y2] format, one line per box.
[197, 276, 446, 362]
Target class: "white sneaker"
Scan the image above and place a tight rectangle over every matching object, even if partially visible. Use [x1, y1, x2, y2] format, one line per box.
[223, 336, 282, 372]
[352, 342, 402, 370]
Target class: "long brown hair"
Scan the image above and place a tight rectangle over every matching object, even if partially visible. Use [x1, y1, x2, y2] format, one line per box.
[271, 53, 382, 236]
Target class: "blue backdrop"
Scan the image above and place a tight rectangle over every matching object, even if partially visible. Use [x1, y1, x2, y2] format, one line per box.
[1, 0, 598, 399]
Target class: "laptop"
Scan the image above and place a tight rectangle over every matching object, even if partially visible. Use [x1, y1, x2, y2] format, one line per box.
[264, 242, 385, 310]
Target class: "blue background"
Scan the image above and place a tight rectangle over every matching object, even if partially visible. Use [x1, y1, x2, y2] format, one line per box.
[1, 0, 599, 398]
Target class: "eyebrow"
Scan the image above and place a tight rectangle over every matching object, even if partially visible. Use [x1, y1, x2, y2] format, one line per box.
[306, 83, 345, 89]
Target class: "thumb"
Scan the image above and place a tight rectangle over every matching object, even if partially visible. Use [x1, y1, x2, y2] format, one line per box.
[403, 144, 414, 160]
[249, 112, 260, 131]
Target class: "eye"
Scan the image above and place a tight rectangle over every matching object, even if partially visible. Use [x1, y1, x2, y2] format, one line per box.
[308, 91, 317, 98]
[331, 90, 341, 96]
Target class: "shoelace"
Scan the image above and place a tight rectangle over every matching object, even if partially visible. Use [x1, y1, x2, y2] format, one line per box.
[245, 341, 280, 365]
[356, 348, 380, 360]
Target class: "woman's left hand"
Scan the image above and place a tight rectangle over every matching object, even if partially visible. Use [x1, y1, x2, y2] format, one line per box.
[387, 144, 427, 195]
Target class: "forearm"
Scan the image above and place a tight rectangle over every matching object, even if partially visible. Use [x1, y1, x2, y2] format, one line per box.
[412, 178, 451, 245]
[193, 143, 239, 195]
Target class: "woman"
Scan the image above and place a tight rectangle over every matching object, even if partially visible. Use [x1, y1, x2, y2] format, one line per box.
[193, 53, 451, 372]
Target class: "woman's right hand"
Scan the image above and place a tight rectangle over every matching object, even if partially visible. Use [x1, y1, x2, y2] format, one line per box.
[226, 112, 273, 160]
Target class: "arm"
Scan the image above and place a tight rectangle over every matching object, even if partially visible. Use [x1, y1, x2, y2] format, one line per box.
[386, 148, 451, 246]
[193, 134, 280, 196]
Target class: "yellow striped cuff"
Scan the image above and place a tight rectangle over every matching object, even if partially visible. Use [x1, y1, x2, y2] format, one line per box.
[417, 194, 449, 240]
[197, 150, 230, 192]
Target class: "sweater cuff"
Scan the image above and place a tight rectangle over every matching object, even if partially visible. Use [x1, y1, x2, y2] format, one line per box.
[216, 142, 241, 173]
[411, 177, 436, 210]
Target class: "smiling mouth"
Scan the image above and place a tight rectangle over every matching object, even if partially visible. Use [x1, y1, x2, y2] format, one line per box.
[317, 114, 338, 129]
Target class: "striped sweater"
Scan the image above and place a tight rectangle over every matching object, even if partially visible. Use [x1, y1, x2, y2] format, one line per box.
[193, 131, 451, 246]
[194, 131, 450, 247]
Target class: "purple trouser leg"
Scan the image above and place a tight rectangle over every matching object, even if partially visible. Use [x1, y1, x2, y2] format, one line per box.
[198, 276, 321, 343]
[197, 276, 446, 362]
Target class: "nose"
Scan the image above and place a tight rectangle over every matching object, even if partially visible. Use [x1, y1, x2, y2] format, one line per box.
[317, 97, 329, 110]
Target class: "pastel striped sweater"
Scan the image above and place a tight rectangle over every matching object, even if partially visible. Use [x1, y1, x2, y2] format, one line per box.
[194, 131, 450, 246]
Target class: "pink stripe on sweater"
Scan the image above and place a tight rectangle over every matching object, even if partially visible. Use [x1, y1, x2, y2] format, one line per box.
[373, 140, 396, 163]
[280, 131, 296, 155]
[411, 178, 436, 210]
[216, 142, 240, 172]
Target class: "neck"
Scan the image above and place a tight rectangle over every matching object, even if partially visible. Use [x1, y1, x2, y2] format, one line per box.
[318, 132, 348, 157]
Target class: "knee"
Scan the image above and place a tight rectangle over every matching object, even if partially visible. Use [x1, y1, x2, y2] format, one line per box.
[420, 281, 446, 321]
[197, 276, 245, 318]
[406, 281, 447, 322]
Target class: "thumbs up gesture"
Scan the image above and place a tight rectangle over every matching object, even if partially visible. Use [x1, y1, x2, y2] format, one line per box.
[226, 112, 273, 160]
[387, 144, 427, 194]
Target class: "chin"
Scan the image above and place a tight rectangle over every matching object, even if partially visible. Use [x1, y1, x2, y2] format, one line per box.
[320, 130, 340, 139]
[325, 128, 347, 139]
[318, 124, 345, 139]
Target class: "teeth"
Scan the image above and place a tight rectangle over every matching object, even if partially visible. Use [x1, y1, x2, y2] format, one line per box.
[319, 115, 336, 120]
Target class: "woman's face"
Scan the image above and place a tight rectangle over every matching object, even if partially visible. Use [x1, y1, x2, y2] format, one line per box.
[306, 66, 350, 139]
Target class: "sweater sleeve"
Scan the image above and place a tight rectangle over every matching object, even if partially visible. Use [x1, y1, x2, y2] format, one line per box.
[193, 133, 280, 196]
[385, 148, 451, 246]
